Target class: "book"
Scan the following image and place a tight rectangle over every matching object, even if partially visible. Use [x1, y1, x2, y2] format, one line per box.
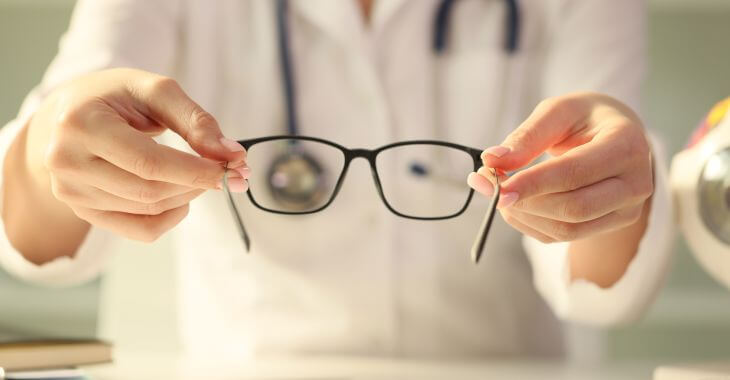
[654, 362, 730, 380]
[0, 340, 111, 371]
[4, 368, 85, 380]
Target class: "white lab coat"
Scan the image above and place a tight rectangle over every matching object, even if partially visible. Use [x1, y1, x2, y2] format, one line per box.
[0, 0, 673, 358]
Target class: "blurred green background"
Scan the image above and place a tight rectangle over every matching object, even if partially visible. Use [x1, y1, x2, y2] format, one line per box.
[1, 0, 729, 360]
[0, 0, 97, 342]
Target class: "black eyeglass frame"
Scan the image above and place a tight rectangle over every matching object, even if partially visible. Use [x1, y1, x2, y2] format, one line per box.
[223, 135, 501, 263]
[238, 135, 482, 220]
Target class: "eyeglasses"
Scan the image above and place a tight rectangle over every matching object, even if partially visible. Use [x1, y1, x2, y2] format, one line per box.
[222, 135, 501, 263]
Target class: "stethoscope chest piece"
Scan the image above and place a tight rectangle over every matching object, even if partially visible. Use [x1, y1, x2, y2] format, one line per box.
[266, 149, 328, 211]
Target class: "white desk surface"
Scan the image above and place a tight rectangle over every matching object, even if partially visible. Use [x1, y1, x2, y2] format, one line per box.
[83, 352, 665, 380]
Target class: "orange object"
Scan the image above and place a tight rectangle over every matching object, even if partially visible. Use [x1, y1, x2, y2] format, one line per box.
[688, 97, 730, 148]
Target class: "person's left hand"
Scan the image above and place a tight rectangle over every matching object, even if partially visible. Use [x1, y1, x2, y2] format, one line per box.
[467, 92, 654, 243]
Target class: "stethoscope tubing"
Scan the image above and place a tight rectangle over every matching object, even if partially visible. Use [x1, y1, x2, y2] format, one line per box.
[275, 0, 520, 136]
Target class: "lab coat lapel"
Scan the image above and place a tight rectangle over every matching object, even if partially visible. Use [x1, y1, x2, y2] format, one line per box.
[372, 0, 410, 32]
[291, 0, 364, 50]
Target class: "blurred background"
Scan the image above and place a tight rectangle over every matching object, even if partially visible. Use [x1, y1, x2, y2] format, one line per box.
[1, 0, 729, 361]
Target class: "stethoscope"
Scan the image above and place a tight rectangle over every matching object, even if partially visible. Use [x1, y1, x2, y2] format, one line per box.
[267, 0, 520, 210]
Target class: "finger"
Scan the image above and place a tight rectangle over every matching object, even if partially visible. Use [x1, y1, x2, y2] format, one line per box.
[481, 96, 590, 171]
[128, 72, 246, 165]
[224, 169, 249, 193]
[500, 209, 556, 244]
[71, 204, 190, 242]
[62, 156, 197, 202]
[476, 166, 509, 185]
[500, 137, 628, 201]
[504, 205, 643, 242]
[510, 177, 639, 223]
[467, 172, 496, 198]
[82, 112, 227, 189]
[52, 178, 204, 215]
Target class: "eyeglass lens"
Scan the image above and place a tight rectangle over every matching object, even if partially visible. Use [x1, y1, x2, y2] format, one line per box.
[242, 138, 475, 218]
[375, 144, 475, 218]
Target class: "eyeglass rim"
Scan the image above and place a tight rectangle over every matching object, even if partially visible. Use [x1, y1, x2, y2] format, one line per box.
[237, 135, 484, 220]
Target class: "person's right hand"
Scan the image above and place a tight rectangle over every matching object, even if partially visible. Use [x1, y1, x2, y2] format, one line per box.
[25, 68, 249, 242]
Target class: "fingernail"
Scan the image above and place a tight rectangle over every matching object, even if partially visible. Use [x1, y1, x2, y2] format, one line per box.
[227, 178, 249, 193]
[497, 192, 519, 208]
[220, 137, 245, 153]
[481, 146, 510, 159]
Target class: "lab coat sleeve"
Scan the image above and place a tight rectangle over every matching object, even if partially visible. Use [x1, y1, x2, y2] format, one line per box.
[525, 133, 673, 326]
[525, 0, 674, 325]
[0, 0, 182, 287]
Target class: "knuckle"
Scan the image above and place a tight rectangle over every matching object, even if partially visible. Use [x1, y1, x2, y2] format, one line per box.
[143, 201, 167, 216]
[512, 199, 527, 210]
[186, 109, 217, 144]
[551, 221, 578, 242]
[189, 108, 218, 132]
[634, 178, 654, 200]
[147, 76, 182, 97]
[191, 170, 222, 188]
[617, 125, 650, 161]
[50, 178, 74, 202]
[561, 159, 588, 190]
[55, 97, 106, 133]
[69, 206, 94, 222]
[138, 205, 188, 241]
[625, 172, 654, 202]
[55, 103, 86, 132]
[561, 198, 592, 223]
[133, 152, 162, 180]
[537, 96, 561, 113]
[622, 206, 643, 226]
[43, 142, 77, 172]
[135, 183, 165, 203]
[511, 125, 540, 151]
[538, 95, 576, 120]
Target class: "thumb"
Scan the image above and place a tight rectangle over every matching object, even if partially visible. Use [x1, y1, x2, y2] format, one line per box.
[481, 97, 588, 171]
[130, 73, 246, 165]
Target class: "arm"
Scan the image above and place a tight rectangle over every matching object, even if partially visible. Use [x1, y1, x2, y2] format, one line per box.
[567, 191, 650, 288]
[539, 0, 650, 288]
[0, 0, 248, 281]
[1, 0, 182, 266]
[469, 0, 673, 325]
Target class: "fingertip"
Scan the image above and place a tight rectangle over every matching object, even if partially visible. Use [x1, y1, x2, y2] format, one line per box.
[467, 172, 478, 187]
[482, 155, 529, 172]
[467, 171, 495, 197]
[480, 146, 511, 160]
[220, 137, 245, 153]
[227, 177, 249, 193]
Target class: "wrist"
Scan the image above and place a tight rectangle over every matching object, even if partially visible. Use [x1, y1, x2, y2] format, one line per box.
[3, 110, 89, 265]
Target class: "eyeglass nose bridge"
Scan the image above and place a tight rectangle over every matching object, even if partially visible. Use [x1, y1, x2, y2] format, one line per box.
[344, 148, 380, 182]
[348, 148, 376, 160]
[336, 148, 387, 204]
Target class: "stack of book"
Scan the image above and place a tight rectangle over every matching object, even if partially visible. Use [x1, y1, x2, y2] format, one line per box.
[0, 340, 111, 379]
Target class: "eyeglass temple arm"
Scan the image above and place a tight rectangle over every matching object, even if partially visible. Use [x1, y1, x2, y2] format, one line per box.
[470, 171, 500, 264]
[223, 169, 251, 252]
